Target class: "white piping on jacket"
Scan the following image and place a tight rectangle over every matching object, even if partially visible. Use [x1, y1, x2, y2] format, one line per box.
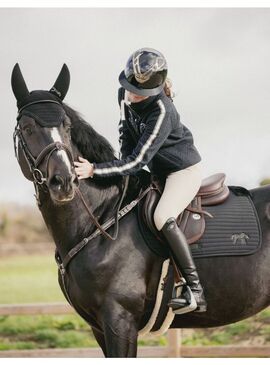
[94, 99, 166, 175]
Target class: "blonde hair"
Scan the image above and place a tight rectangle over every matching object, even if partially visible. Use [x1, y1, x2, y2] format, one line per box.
[163, 78, 175, 99]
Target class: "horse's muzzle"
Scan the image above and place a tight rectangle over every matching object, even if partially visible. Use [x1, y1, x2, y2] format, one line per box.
[48, 173, 78, 203]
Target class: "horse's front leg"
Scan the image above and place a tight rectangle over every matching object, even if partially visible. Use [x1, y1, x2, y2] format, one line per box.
[91, 327, 107, 357]
[101, 300, 139, 357]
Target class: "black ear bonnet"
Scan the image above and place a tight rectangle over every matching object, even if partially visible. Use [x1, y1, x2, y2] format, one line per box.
[17, 91, 66, 127]
[11, 63, 70, 127]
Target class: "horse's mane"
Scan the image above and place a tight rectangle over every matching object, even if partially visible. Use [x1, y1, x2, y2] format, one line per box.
[63, 104, 116, 164]
[63, 103, 144, 197]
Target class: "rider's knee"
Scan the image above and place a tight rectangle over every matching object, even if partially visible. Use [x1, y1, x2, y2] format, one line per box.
[153, 207, 167, 231]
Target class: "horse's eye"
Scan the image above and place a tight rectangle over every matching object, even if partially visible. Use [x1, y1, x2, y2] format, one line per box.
[65, 123, 71, 131]
[66, 125, 72, 135]
[25, 127, 32, 136]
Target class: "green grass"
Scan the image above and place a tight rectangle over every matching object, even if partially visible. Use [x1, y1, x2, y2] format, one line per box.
[0, 314, 98, 350]
[0, 254, 65, 304]
[138, 335, 167, 347]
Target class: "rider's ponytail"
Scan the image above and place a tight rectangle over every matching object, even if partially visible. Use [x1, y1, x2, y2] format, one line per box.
[163, 78, 175, 100]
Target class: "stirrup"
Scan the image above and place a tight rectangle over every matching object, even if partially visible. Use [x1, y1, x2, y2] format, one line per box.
[168, 281, 197, 315]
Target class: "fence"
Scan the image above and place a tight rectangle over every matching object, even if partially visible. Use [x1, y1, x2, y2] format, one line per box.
[0, 303, 269, 358]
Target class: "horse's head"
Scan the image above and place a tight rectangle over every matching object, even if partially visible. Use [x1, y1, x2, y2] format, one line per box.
[11, 63, 79, 204]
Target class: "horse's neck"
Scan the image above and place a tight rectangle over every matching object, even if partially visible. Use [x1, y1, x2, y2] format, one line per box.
[39, 180, 121, 258]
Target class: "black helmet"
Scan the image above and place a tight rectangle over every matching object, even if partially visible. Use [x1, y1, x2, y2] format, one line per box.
[119, 48, 168, 97]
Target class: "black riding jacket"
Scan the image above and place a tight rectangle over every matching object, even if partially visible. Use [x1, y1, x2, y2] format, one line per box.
[93, 88, 201, 178]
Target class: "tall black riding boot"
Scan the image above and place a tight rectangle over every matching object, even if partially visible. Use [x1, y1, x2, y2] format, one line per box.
[161, 217, 207, 314]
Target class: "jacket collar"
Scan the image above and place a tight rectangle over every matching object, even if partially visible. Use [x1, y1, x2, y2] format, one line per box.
[129, 90, 164, 115]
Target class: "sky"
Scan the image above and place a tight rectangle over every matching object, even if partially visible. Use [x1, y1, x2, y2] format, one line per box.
[1, 7, 270, 205]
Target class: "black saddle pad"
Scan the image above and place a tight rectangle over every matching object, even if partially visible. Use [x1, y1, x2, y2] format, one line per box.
[137, 186, 262, 259]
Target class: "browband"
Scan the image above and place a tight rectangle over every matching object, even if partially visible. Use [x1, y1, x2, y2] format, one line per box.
[18, 100, 62, 114]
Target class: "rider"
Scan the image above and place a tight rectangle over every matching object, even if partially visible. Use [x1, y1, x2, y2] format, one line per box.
[74, 48, 207, 314]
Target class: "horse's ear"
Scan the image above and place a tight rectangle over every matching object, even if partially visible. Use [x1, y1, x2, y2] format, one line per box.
[11, 63, 30, 102]
[49, 63, 70, 100]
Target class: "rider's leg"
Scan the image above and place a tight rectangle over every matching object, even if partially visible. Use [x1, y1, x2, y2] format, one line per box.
[153, 161, 207, 314]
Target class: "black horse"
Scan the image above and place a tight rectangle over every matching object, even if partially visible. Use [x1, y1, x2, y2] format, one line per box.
[11, 64, 270, 357]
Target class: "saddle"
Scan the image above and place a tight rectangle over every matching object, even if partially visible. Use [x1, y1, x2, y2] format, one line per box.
[142, 173, 230, 244]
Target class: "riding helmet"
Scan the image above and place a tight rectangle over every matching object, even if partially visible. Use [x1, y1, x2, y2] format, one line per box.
[119, 48, 168, 97]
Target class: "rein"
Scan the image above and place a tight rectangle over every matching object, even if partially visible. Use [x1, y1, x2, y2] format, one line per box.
[75, 174, 129, 241]
[55, 184, 152, 274]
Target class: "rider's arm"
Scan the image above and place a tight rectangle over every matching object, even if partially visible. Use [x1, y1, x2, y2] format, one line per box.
[92, 99, 171, 177]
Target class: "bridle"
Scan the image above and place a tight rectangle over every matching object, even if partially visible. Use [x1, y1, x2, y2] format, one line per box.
[14, 125, 74, 186]
[13, 99, 130, 242]
[14, 100, 74, 186]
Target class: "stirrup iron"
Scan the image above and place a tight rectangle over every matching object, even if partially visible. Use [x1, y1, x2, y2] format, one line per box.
[168, 280, 197, 315]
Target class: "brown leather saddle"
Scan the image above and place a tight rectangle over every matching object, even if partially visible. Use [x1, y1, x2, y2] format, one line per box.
[142, 173, 230, 244]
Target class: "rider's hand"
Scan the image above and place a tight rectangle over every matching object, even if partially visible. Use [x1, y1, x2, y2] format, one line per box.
[74, 156, 94, 179]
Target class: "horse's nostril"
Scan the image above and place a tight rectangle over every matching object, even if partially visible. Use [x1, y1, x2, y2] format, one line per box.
[50, 174, 65, 187]
[49, 174, 77, 194]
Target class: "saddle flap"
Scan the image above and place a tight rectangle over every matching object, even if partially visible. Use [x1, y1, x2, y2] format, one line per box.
[142, 186, 163, 240]
[177, 197, 206, 244]
[141, 187, 206, 245]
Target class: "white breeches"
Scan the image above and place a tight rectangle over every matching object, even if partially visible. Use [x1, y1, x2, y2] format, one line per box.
[153, 161, 203, 231]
